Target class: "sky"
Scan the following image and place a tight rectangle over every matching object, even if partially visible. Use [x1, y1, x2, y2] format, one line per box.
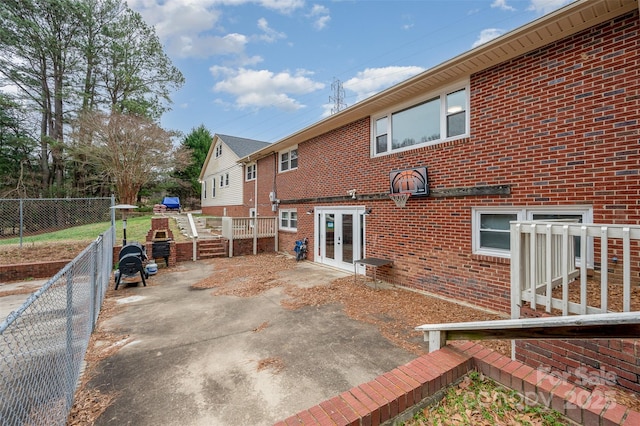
[128, 0, 576, 143]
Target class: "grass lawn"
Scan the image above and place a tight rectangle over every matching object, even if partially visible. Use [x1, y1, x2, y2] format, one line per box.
[0, 215, 187, 246]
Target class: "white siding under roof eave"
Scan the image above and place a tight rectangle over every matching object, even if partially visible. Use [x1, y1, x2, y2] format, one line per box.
[200, 142, 244, 208]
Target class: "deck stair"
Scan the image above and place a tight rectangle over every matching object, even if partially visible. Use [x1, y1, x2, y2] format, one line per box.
[198, 239, 227, 259]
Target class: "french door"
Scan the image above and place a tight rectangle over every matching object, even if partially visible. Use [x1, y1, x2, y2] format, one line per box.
[315, 207, 365, 271]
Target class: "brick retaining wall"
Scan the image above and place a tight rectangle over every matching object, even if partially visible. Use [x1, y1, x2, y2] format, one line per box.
[275, 342, 640, 426]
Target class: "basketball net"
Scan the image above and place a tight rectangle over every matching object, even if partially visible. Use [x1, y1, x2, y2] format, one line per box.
[389, 192, 410, 208]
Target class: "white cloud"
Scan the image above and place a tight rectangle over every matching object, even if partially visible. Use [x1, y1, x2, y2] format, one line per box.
[128, 0, 303, 59]
[472, 28, 505, 48]
[256, 18, 286, 43]
[258, 0, 305, 14]
[308, 4, 331, 30]
[210, 66, 325, 110]
[344, 66, 424, 102]
[491, 0, 515, 11]
[168, 32, 249, 58]
[129, 0, 222, 40]
[527, 0, 575, 14]
[313, 15, 331, 30]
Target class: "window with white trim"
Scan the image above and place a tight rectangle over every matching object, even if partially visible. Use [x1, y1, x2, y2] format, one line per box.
[215, 144, 222, 158]
[225, 173, 229, 186]
[246, 163, 256, 181]
[203, 180, 207, 199]
[211, 177, 216, 197]
[279, 147, 298, 172]
[472, 207, 593, 262]
[373, 84, 468, 155]
[279, 209, 297, 231]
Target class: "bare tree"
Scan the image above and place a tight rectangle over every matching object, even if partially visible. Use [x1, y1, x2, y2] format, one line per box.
[73, 111, 188, 204]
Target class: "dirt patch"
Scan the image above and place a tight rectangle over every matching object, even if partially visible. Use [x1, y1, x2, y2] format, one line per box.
[67, 293, 126, 425]
[0, 241, 92, 265]
[190, 254, 509, 357]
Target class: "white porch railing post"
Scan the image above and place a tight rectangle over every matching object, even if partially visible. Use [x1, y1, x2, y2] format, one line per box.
[600, 226, 608, 313]
[221, 217, 233, 257]
[561, 225, 570, 316]
[529, 223, 537, 311]
[623, 227, 631, 312]
[510, 223, 522, 320]
[580, 225, 588, 314]
[545, 224, 553, 312]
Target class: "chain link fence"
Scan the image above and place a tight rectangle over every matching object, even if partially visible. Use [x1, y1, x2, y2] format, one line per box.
[0, 228, 114, 425]
[0, 197, 115, 246]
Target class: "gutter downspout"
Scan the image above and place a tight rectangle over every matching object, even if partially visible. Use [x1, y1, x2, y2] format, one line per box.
[253, 157, 258, 255]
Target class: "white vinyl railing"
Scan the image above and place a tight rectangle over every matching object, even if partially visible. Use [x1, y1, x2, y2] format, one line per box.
[221, 216, 278, 257]
[511, 221, 640, 318]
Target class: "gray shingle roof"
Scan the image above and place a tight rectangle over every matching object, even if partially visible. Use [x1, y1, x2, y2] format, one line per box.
[216, 134, 270, 159]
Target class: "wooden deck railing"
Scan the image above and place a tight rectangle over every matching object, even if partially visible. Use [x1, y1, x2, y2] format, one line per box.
[510, 221, 640, 317]
[221, 216, 278, 257]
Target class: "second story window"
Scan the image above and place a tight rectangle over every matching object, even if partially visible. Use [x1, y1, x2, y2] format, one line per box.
[279, 147, 298, 172]
[246, 163, 256, 181]
[373, 83, 468, 156]
[215, 145, 222, 158]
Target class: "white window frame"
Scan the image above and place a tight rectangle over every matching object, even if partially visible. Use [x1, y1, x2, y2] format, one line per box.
[215, 144, 222, 158]
[472, 206, 593, 263]
[203, 180, 207, 199]
[225, 172, 229, 186]
[371, 81, 469, 157]
[211, 177, 216, 198]
[246, 163, 256, 181]
[279, 146, 298, 172]
[279, 209, 298, 231]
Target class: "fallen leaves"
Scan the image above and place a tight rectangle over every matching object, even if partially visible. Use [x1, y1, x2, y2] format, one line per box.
[257, 357, 285, 374]
[408, 371, 568, 426]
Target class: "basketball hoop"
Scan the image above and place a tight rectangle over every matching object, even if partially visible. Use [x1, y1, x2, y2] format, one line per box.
[389, 192, 410, 208]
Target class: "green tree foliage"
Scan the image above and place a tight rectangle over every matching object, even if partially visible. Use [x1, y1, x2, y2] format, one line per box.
[0, 94, 38, 197]
[170, 125, 214, 206]
[0, 0, 185, 199]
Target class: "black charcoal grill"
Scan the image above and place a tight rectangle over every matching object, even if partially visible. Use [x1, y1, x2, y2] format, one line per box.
[151, 230, 171, 267]
[114, 242, 148, 290]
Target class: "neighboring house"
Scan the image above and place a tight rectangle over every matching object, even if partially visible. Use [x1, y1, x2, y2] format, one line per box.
[199, 134, 270, 216]
[236, 0, 640, 393]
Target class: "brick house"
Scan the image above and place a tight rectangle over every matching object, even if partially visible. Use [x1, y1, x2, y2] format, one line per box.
[199, 134, 270, 217]
[235, 0, 640, 393]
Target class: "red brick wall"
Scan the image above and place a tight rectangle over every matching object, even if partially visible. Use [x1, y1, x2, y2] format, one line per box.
[232, 237, 276, 256]
[0, 261, 69, 282]
[253, 10, 640, 314]
[516, 307, 640, 395]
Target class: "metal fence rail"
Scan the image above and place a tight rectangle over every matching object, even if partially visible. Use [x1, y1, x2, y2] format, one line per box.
[0, 227, 114, 426]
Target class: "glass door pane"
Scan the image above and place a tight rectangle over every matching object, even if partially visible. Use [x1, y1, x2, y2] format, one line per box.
[325, 214, 335, 260]
[342, 214, 353, 264]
